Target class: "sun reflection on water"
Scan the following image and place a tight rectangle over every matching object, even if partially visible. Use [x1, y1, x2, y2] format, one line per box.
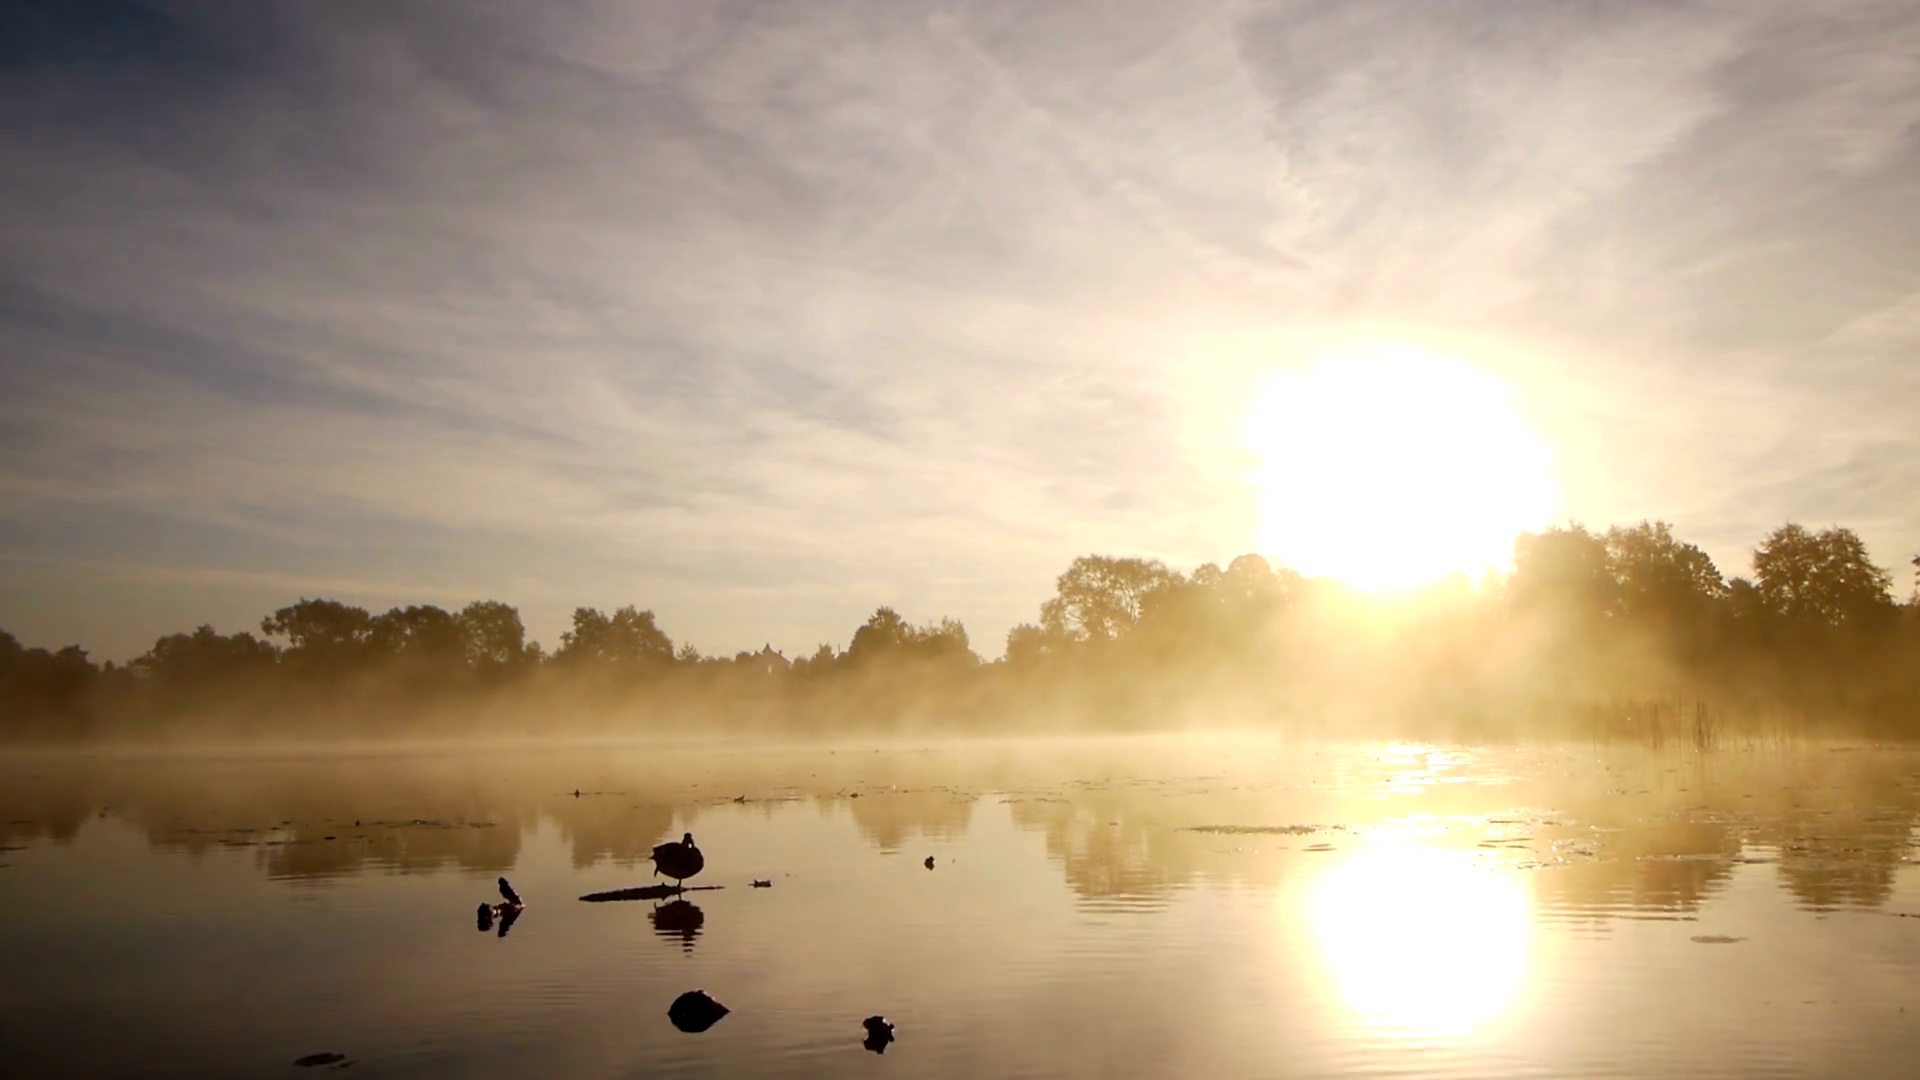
[1310, 843, 1531, 1038]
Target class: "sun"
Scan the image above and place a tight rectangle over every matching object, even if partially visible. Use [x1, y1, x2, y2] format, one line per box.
[1243, 345, 1554, 591]
[1310, 845, 1532, 1037]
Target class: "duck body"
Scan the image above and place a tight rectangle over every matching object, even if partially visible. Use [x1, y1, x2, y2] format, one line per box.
[651, 832, 705, 886]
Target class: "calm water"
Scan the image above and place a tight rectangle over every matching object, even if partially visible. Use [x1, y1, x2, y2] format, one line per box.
[5, 735, 1920, 1078]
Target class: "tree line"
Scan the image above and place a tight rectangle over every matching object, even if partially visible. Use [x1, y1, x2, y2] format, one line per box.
[3, 520, 1917, 742]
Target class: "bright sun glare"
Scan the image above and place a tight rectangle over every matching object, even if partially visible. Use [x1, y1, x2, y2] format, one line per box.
[1244, 345, 1555, 591]
[1310, 845, 1531, 1038]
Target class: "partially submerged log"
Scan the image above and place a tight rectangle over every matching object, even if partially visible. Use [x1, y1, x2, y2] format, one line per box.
[579, 883, 724, 903]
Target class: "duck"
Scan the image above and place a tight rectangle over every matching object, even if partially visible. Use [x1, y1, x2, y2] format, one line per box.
[651, 832, 705, 888]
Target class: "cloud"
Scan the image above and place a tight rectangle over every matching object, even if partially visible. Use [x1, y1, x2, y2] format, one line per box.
[1, 0, 1916, 658]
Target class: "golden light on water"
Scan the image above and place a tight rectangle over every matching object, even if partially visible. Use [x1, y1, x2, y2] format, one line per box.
[1244, 346, 1555, 591]
[1310, 845, 1532, 1037]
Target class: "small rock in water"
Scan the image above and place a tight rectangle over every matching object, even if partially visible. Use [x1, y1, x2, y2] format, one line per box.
[751, 879, 772, 888]
[668, 990, 730, 1033]
[923, 856, 935, 870]
[862, 1015, 896, 1054]
[293, 1052, 347, 1067]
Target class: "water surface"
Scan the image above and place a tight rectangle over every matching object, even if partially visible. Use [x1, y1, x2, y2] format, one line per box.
[5, 735, 1920, 1077]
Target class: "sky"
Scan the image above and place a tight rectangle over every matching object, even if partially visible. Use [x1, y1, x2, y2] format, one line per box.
[2, 0, 1918, 661]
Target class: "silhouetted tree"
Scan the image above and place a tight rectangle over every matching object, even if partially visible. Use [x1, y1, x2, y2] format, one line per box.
[456, 600, 531, 674]
[0, 634, 98, 737]
[911, 617, 975, 666]
[555, 606, 674, 668]
[134, 626, 278, 694]
[1605, 522, 1727, 622]
[848, 607, 915, 662]
[9, 511, 1920, 741]
[789, 644, 838, 678]
[1004, 623, 1066, 668]
[1510, 525, 1617, 622]
[261, 599, 375, 678]
[369, 605, 465, 664]
[1753, 524, 1894, 629]
[1039, 555, 1182, 643]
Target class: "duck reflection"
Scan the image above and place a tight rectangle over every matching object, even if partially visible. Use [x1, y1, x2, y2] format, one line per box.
[650, 898, 704, 951]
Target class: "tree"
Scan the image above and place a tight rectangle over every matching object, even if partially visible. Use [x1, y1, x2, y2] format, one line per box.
[1039, 555, 1182, 642]
[1726, 577, 1769, 625]
[1603, 521, 1727, 630]
[1004, 622, 1064, 667]
[1752, 524, 1894, 628]
[790, 644, 838, 678]
[368, 605, 465, 664]
[455, 601, 531, 672]
[134, 626, 278, 691]
[1509, 525, 1617, 621]
[555, 606, 675, 668]
[0, 637, 98, 732]
[910, 617, 976, 666]
[847, 607, 914, 662]
[848, 608, 978, 667]
[261, 599, 375, 677]
[1222, 554, 1293, 606]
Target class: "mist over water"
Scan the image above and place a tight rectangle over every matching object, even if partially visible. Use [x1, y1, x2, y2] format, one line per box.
[5, 734, 1920, 1078]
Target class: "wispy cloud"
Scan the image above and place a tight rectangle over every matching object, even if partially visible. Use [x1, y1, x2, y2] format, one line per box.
[2, 0, 1916, 658]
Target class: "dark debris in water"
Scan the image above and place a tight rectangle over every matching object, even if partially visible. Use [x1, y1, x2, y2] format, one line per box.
[668, 990, 729, 1033]
[293, 1051, 349, 1067]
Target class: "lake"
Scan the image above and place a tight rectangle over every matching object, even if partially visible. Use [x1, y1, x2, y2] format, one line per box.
[4, 734, 1920, 1078]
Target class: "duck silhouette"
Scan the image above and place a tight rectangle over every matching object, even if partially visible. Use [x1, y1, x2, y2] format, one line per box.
[651, 833, 705, 889]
